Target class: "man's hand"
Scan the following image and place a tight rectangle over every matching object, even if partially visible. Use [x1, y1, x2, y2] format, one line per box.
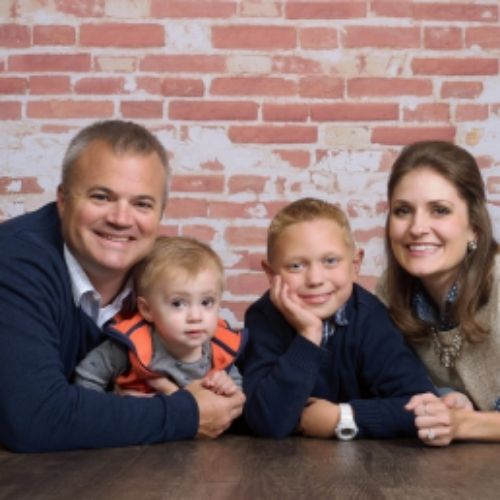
[297, 397, 340, 439]
[202, 370, 238, 396]
[185, 379, 245, 439]
[270, 275, 323, 346]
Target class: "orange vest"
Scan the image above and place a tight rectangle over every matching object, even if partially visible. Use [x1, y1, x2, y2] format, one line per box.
[107, 312, 243, 393]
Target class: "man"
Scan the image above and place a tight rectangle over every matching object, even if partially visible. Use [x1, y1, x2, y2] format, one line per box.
[0, 120, 244, 452]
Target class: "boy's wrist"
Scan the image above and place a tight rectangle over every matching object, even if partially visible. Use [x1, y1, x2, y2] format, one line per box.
[298, 326, 323, 346]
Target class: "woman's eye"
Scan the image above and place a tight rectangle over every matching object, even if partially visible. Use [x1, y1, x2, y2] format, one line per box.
[433, 205, 451, 216]
[392, 205, 410, 216]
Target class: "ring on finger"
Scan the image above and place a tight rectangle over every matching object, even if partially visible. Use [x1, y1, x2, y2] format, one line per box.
[427, 428, 435, 440]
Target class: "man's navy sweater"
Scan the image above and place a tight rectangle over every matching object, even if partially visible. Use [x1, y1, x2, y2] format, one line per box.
[242, 286, 435, 438]
[0, 203, 198, 452]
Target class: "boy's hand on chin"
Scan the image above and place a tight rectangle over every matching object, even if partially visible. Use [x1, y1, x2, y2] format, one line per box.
[270, 275, 323, 346]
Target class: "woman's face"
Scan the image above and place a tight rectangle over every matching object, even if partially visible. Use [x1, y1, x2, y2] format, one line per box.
[388, 166, 476, 300]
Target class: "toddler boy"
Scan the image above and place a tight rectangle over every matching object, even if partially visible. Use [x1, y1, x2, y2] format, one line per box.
[76, 236, 244, 397]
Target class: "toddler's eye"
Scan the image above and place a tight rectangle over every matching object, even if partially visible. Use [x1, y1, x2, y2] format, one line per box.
[201, 297, 216, 308]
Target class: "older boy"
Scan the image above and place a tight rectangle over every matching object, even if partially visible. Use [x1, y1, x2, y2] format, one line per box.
[243, 197, 435, 439]
[76, 236, 244, 398]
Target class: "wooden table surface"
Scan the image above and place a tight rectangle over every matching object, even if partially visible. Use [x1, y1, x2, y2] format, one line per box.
[0, 435, 498, 499]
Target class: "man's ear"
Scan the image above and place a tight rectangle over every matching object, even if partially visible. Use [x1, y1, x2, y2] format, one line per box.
[137, 296, 153, 322]
[261, 260, 275, 285]
[352, 247, 364, 278]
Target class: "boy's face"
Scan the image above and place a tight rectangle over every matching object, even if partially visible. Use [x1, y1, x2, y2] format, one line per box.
[137, 266, 222, 362]
[265, 218, 362, 320]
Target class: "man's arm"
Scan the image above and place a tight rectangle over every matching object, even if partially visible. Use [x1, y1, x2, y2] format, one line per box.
[0, 239, 199, 452]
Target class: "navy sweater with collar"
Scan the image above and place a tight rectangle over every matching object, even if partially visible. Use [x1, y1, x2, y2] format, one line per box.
[242, 286, 435, 439]
[0, 203, 198, 452]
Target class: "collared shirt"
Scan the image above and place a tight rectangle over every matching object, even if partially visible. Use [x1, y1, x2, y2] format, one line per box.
[63, 245, 133, 328]
[321, 303, 349, 346]
[412, 281, 458, 331]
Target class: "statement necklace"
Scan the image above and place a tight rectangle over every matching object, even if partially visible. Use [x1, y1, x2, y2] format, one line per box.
[430, 327, 464, 368]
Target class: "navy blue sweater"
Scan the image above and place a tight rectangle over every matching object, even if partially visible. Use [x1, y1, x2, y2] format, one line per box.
[0, 203, 198, 452]
[243, 286, 435, 439]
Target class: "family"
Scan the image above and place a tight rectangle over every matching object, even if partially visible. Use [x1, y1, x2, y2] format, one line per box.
[0, 120, 498, 452]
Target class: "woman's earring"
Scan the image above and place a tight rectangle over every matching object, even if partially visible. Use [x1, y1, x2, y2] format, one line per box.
[467, 240, 478, 253]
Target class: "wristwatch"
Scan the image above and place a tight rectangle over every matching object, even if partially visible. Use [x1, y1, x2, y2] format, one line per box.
[335, 403, 358, 440]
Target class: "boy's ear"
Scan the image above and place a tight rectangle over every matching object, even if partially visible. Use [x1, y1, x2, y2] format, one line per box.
[137, 296, 153, 322]
[261, 260, 275, 285]
[352, 247, 364, 278]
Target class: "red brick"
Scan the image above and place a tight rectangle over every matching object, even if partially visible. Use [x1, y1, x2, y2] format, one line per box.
[0, 177, 43, 194]
[161, 78, 204, 97]
[274, 149, 310, 168]
[424, 27, 462, 50]
[487, 176, 500, 194]
[33, 25, 75, 45]
[299, 27, 337, 49]
[230, 251, 267, 271]
[229, 125, 317, 144]
[120, 101, 163, 118]
[441, 81, 483, 99]
[343, 27, 419, 48]
[211, 77, 296, 96]
[171, 175, 225, 193]
[370, 1, 412, 17]
[414, 3, 497, 22]
[455, 104, 488, 122]
[311, 103, 398, 121]
[151, 0, 236, 18]
[9, 54, 91, 72]
[220, 299, 252, 324]
[228, 175, 268, 194]
[169, 100, 258, 120]
[182, 225, 216, 243]
[299, 76, 344, 98]
[0, 78, 27, 94]
[27, 100, 114, 118]
[0, 24, 30, 48]
[166, 198, 208, 218]
[286, 1, 366, 19]
[403, 103, 450, 122]
[0, 102, 21, 120]
[272, 55, 323, 74]
[263, 103, 309, 122]
[74, 77, 125, 94]
[80, 23, 164, 47]
[212, 25, 296, 50]
[348, 78, 432, 97]
[140, 55, 226, 73]
[372, 126, 456, 145]
[466, 27, 500, 49]
[55, 0, 105, 17]
[29, 76, 71, 94]
[412, 58, 498, 75]
[226, 272, 268, 296]
[224, 226, 267, 246]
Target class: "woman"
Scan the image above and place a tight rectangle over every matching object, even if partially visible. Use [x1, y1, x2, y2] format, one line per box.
[379, 140, 499, 445]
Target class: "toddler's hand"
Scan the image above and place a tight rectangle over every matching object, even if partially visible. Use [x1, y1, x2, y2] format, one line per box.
[202, 370, 238, 396]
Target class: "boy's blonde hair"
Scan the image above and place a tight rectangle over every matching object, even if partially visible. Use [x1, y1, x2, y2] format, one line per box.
[134, 236, 224, 297]
[267, 197, 354, 263]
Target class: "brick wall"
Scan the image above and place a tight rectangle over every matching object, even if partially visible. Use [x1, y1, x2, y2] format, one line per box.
[1, 0, 499, 324]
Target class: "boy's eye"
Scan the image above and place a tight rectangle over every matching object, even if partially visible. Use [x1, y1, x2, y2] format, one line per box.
[201, 297, 216, 308]
[170, 299, 186, 308]
[286, 262, 303, 272]
[324, 256, 339, 266]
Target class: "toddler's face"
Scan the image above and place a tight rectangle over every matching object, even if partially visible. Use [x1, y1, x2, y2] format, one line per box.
[268, 218, 361, 320]
[138, 266, 222, 362]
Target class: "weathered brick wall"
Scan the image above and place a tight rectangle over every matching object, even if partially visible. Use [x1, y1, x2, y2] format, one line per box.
[1, 0, 499, 324]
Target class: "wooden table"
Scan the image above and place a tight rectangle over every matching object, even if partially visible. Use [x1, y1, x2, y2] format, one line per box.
[0, 435, 498, 499]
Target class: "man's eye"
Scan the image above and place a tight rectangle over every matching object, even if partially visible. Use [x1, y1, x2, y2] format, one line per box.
[90, 193, 109, 202]
[135, 200, 154, 210]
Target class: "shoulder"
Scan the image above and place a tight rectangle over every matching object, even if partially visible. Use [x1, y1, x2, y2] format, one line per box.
[349, 283, 389, 314]
[0, 203, 63, 258]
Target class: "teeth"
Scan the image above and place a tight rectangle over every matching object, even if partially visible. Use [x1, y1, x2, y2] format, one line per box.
[102, 235, 130, 242]
[408, 244, 437, 251]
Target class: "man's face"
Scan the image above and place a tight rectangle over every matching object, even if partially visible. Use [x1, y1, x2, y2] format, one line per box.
[57, 140, 166, 293]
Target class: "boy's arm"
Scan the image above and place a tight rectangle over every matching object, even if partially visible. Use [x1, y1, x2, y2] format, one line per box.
[346, 301, 436, 438]
[243, 297, 324, 438]
[74, 339, 128, 392]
